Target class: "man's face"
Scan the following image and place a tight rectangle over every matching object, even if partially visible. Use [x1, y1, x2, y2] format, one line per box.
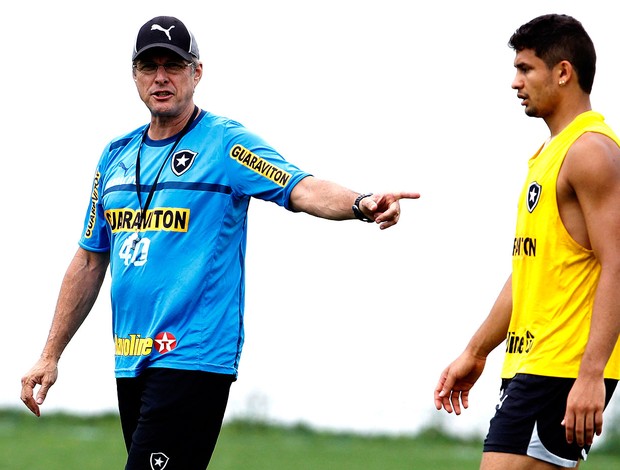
[511, 48, 557, 119]
[132, 49, 202, 118]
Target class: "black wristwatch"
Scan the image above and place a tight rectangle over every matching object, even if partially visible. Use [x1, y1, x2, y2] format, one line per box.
[352, 193, 374, 222]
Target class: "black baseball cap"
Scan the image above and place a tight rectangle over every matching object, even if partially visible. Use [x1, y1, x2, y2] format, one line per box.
[133, 16, 199, 61]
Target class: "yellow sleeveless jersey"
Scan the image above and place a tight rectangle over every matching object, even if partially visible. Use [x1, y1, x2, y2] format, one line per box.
[502, 111, 620, 380]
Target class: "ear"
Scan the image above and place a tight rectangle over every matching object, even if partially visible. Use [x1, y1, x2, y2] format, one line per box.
[557, 60, 573, 87]
[193, 62, 203, 87]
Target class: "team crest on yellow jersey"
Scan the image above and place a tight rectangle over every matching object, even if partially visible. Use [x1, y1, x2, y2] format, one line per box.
[526, 181, 541, 213]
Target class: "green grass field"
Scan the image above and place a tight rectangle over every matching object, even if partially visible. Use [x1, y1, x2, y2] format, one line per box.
[1, 409, 619, 469]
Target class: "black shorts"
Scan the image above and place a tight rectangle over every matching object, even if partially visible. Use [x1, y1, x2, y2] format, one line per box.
[117, 368, 235, 470]
[483, 373, 617, 467]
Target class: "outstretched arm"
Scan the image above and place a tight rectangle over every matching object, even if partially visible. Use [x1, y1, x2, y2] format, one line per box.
[289, 176, 420, 230]
[434, 275, 512, 414]
[20, 247, 110, 417]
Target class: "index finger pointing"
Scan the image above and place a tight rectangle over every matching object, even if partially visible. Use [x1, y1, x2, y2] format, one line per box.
[396, 191, 421, 200]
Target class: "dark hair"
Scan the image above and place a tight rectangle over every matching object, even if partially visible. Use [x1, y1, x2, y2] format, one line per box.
[508, 14, 596, 94]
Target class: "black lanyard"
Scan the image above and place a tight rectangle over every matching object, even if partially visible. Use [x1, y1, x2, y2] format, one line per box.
[135, 105, 199, 229]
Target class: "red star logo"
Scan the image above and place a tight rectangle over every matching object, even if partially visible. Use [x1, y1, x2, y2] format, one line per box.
[154, 332, 177, 354]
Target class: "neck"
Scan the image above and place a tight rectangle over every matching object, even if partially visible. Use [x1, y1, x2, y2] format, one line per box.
[545, 95, 591, 138]
[148, 105, 198, 140]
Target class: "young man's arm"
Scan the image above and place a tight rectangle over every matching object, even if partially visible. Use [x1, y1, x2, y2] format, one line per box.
[434, 275, 513, 414]
[560, 132, 620, 446]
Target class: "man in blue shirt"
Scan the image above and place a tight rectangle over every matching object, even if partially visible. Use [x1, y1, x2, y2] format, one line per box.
[21, 16, 419, 470]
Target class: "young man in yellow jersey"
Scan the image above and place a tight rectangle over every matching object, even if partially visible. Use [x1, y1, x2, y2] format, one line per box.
[434, 14, 620, 470]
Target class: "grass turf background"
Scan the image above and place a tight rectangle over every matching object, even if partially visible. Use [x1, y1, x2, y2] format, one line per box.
[1, 409, 619, 469]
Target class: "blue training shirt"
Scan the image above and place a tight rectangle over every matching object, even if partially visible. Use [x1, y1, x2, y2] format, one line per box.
[79, 109, 310, 378]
